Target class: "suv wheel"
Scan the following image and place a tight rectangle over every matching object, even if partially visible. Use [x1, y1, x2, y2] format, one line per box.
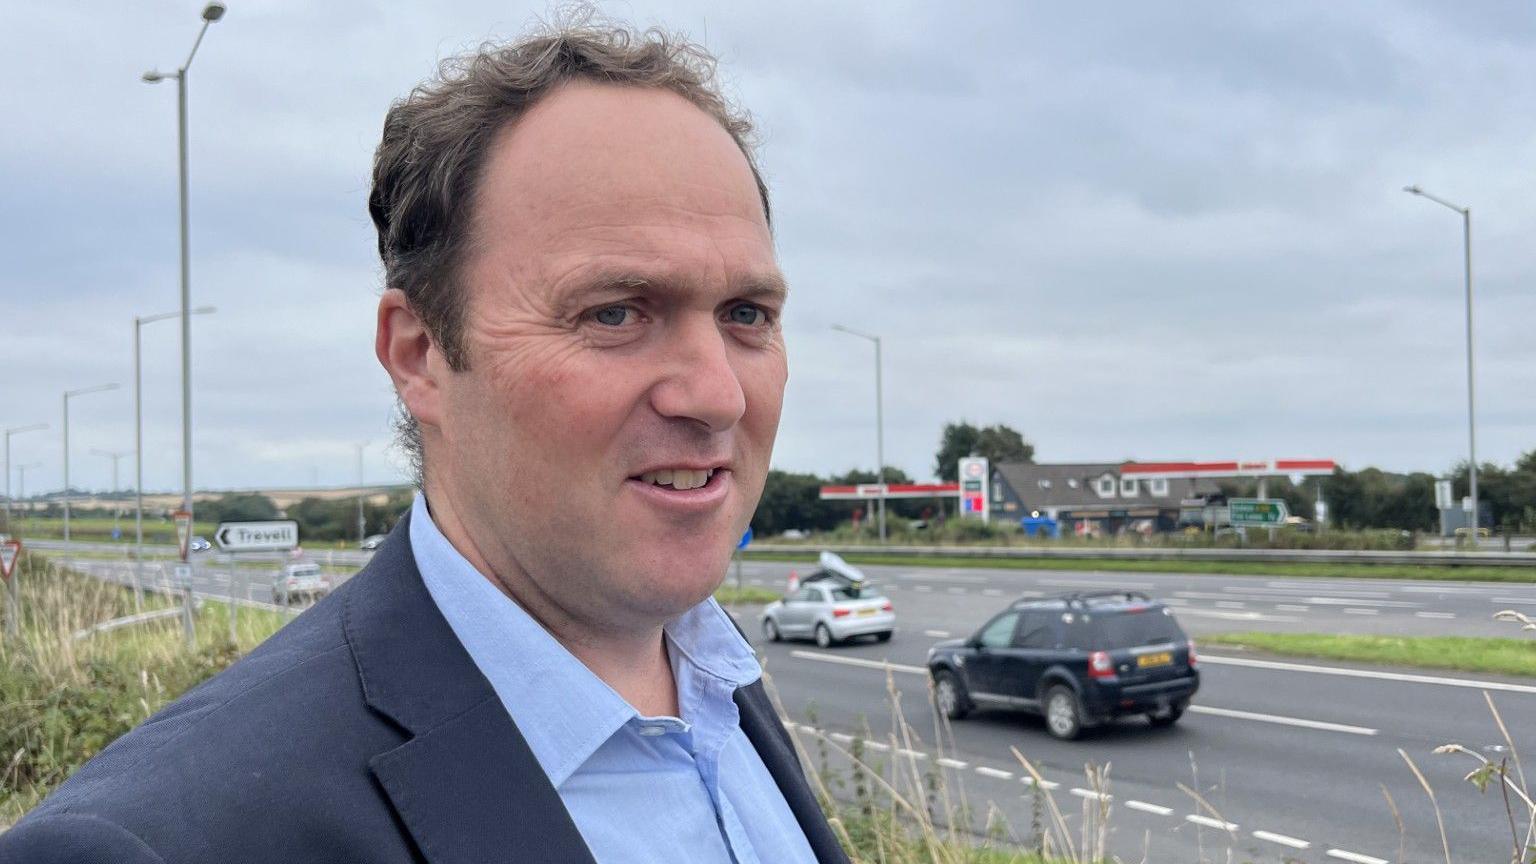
[762, 618, 781, 643]
[1044, 685, 1083, 740]
[933, 670, 970, 720]
[1148, 704, 1185, 728]
[814, 623, 835, 649]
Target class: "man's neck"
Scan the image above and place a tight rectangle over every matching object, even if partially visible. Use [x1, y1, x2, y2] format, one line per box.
[419, 484, 680, 718]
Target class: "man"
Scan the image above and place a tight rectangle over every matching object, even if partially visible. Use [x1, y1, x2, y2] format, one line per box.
[0, 21, 849, 864]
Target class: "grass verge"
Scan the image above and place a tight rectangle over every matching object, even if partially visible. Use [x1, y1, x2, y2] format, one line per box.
[744, 550, 1536, 584]
[1201, 631, 1536, 678]
[714, 584, 782, 605]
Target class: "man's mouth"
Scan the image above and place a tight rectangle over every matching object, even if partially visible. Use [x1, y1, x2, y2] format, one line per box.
[633, 468, 718, 490]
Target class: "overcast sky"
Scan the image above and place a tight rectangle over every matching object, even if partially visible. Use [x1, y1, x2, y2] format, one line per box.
[4, 1, 1534, 495]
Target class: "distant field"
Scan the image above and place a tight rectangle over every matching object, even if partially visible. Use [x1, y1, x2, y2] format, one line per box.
[3, 516, 218, 545]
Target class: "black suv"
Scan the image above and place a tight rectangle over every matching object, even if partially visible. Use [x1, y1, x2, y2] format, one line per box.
[926, 591, 1198, 739]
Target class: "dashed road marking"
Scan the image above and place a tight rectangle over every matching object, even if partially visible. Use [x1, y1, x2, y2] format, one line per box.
[1186, 814, 1238, 831]
[1189, 705, 1377, 736]
[790, 650, 926, 676]
[1276, 604, 1310, 612]
[1020, 776, 1060, 790]
[974, 766, 1012, 780]
[923, 629, 951, 638]
[1124, 800, 1173, 816]
[1415, 611, 1456, 619]
[1214, 601, 1245, 609]
[896, 748, 927, 760]
[863, 740, 890, 752]
[936, 757, 968, 769]
[1491, 597, 1536, 606]
[914, 585, 933, 593]
[1253, 830, 1311, 850]
[1069, 788, 1109, 802]
[1325, 850, 1388, 864]
[1343, 608, 1378, 616]
[829, 732, 853, 743]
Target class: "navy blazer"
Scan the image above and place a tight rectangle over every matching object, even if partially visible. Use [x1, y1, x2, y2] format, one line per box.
[0, 512, 851, 864]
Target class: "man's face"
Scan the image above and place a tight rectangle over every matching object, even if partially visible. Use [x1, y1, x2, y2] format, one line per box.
[434, 83, 786, 627]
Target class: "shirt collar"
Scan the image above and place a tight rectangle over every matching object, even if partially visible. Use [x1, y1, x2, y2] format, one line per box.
[408, 493, 760, 786]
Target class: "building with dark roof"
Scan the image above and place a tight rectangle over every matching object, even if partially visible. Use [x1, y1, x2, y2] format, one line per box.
[990, 462, 1221, 536]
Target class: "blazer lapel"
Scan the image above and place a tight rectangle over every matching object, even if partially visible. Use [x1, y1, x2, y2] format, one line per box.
[343, 512, 595, 864]
[735, 682, 852, 864]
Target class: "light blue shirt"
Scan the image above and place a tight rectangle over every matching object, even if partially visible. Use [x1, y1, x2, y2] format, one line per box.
[410, 495, 817, 864]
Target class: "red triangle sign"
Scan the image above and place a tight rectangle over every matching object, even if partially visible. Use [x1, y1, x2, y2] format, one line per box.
[0, 540, 20, 583]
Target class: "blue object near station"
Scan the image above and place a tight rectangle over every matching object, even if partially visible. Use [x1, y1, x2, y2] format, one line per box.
[737, 526, 754, 550]
[1019, 515, 1059, 538]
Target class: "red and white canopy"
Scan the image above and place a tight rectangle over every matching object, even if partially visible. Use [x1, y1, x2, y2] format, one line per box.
[1119, 459, 1336, 481]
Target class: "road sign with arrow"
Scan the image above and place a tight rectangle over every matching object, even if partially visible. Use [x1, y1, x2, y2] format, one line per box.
[215, 521, 299, 553]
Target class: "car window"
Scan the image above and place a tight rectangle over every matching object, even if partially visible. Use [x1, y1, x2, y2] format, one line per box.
[1013, 611, 1057, 649]
[1092, 609, 1185, 650]
[830, 585, 884, 601]
[792, 587, 819, 602]
[977, 612, 1020, 649]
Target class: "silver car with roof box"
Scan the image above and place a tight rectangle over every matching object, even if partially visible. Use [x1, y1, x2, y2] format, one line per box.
[760, 552, 896, 648]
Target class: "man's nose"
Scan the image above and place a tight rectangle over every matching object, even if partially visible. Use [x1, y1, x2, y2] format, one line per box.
[649, 316, 747, 431]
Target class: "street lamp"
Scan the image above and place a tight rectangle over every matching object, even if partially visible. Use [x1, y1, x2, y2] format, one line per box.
[143, 1, 227, 557]
[91, 449, 131, 494]
[831, 324, 887, 542]
[1403, 184, 1479, 535]
[63, 384, 121, 552]
[133, 307, 215, 594]
[3, 423, 48, 531]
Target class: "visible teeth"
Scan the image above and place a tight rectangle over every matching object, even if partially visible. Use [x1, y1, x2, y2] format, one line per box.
[637, 468, 715, 489]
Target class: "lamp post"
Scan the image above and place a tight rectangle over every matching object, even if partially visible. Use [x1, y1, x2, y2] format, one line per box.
[62, 384, 121, 555]
[143, 0, 226, 564]
[3, 423, 48, 532]
[1403, 184, 1479, 537]
[133, 307, 215, 607]
[355, 442, 369, 545]
[91, 449, 131, 494]
[831, 324, 887, 542]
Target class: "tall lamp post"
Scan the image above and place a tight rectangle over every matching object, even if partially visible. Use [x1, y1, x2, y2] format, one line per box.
[3, 423, 48, 532]
[143, 0, 226, 564]
[355, 442, 369, 545]
[134, 307, 215, 604]
[62, 384, 121, 554]
[831, 324, 887, 542]
[1403, 185, 1479, 536]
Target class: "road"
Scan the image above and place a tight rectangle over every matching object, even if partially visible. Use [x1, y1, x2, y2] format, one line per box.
[47, 549, 1536, 862]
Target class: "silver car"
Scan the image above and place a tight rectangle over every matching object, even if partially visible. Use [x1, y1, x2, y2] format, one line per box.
[760, 552, 895, 648]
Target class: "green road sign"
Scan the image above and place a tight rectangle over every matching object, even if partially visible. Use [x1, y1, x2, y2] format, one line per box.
[1228, 498, 1289, 527]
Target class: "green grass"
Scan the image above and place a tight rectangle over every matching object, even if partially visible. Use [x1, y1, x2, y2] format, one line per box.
[2, 516, 219, 546]
[1200, 631, 1536, 678]
[743, 550, 1536, 584]
[714, 584, 783, 605]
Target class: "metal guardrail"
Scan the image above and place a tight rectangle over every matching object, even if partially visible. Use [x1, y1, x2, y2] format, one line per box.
[745, 544, 1536, 568]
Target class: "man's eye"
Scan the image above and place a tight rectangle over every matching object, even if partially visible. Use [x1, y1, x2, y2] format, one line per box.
[727, 304, 770, 326]
[593, 306, 630, 326]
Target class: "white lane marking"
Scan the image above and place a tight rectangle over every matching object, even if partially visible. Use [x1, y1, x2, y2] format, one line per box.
[1276, 604, 1311, 612]
[1040, 578, 1155, 589]
[1229, 586, 1390, 599]
[863, 741, 890, 751]
[1326, 849, 1388, 864]
[923, 629, 951, 638]
[896, 748, 927, 760]
[829, 732, 853, 743]
[1124, 800, 1173, 816]
[790, 650, 925, 676]
[1253, 829, 1311, 850]
[1214, 601, 1246, 609]
[936, 757, 968, 769]
[1300, 597, 1418, 608]
[1401, 585, 1495, 594]
[1188, 705, 1377, 736]
[889, 572, 990, 584]
[1201, 653, 1536, 695]
[1169, 607, 1298, 623]
[1491, 597, 1536, 605]
[1020, 776, 1060, 790]
[982, 588, 1005, 596]
[1343, 608, 1379, 616]
[946, 587, 967, 595]
[913, 585, 933, 593]
[1415, 611, 1456, 619]
[974, 766, 1013, 780]
[1070, 788, 1109, 801]
[1186, 814, 1238, 831]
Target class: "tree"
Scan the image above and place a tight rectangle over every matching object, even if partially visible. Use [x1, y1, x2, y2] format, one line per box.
[935, 422, 1034, 481]
[198, 493, 279, 524]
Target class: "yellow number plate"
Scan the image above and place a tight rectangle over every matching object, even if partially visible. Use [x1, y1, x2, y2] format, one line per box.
[857, 608, 880, 617]
[1136, 652, 1173, 668]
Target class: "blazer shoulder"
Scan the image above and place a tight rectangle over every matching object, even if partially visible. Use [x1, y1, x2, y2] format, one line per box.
[0, 812, 165, 864]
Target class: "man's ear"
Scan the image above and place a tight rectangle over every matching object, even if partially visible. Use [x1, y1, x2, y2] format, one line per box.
[376, 289, 445, 433]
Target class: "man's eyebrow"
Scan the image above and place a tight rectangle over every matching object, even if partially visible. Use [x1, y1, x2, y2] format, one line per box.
[558, 271, 789, 310]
